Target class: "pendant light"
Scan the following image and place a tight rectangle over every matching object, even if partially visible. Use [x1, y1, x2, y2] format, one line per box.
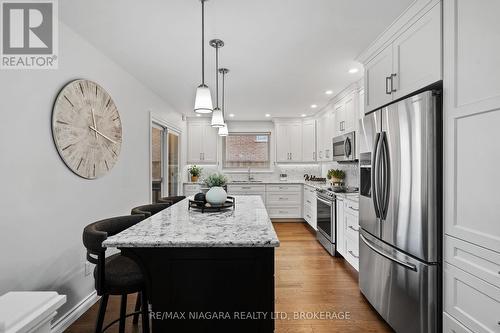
[218, 68, 229, 136]
[210, 39, 225, 127]
[194, 0, 213, 114]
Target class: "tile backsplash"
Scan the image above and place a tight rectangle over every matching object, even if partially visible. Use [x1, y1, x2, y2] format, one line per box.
[321, 162, 359, 188]
[184, 164, 322, 183]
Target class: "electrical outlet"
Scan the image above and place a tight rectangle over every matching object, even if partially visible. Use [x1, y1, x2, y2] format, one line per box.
[84, 261, 92, 276]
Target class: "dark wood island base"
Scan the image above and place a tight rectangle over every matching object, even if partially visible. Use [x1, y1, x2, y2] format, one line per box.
[122, 247, 275, 333]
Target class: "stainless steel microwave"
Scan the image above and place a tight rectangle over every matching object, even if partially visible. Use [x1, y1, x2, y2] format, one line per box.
[332, 131, 356, 162]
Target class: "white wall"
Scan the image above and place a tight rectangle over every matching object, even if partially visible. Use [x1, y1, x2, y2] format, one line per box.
[0, 23, 185, 323]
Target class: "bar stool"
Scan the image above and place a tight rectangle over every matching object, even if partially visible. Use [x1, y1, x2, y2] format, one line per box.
[130, 202, 172, 218]
[82, 215, 149, 333]
[158, 195, 186, 205]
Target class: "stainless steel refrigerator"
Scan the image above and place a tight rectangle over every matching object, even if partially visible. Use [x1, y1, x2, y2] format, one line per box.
[358, 90, 442, 333]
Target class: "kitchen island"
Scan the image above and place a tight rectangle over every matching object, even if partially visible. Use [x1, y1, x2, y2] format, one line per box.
[103, 195, 279, 333]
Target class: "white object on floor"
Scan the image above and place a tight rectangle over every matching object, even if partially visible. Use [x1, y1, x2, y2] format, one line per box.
[0, 291, 66, 333]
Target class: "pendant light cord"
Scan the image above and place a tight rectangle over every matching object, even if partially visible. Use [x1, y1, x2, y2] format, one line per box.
[221, 70, 225, 117]
[201, 0, 205, 85]
[215, 45, 219, 108]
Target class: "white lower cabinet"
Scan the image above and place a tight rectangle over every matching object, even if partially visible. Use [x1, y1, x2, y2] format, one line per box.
[183, 184, 201, 197]
[443, 313, 473, 333]
[227, 184, 266, 203]
[303, 185, 317, 230]
[336, 196, 359, 271]
[444, 263, 500, 333]
[266, 184, 302, 219]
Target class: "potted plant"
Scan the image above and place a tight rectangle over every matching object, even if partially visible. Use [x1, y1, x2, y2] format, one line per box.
[188, 165, 203, 182]
[204, 173, 228, 205]
[327, 169, 345, 185]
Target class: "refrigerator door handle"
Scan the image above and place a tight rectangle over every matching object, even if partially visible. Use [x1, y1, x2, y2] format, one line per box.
[380, 132, 390, 220]
[371, 133, 381, 218]
[360, 234, 417, 272]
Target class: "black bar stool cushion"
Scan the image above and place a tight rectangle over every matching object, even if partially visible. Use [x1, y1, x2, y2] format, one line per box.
[95, 253, 143, 295]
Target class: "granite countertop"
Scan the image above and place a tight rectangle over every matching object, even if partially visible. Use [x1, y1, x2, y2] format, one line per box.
[103, 196, 280, 248]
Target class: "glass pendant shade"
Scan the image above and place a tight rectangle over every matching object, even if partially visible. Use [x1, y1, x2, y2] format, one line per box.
[218, 123, 228, 136]
[211, 107, 224, 127]
[194, 85, 213, 113]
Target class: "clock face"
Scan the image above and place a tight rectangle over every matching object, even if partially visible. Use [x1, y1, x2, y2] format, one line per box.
[52, 80, 122, 179]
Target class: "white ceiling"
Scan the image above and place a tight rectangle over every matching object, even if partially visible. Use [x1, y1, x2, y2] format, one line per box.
[60, 0, 413, 120]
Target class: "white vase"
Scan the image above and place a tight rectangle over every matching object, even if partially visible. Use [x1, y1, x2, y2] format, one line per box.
[206, 186, 227, 205]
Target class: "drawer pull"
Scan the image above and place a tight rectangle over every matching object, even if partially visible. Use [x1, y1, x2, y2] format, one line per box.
[348, 206, 358, 211]
[306, 214, 311, 219]
[279, 197, 289, 200]
[348, 250, 359, 259]
[348, 226, 359, 232]
[306, 200, 311, 204]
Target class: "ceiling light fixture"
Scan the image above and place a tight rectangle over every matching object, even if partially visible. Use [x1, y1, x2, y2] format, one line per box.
[325, 90, 333, 95]
[196, 114, 201, 117]
[265, 114, 271, 118]
[194, 0, 213, 114]
[218, 68, 229, 136]
[229, 113, 235, 118]
[210, 39, 225, 128]
[348, 68, 359, 74]
[311, 104, 318, 109]
[301, 114, 307, 117]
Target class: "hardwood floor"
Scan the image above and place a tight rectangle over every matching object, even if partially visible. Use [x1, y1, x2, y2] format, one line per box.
[67, 222, 392, 333]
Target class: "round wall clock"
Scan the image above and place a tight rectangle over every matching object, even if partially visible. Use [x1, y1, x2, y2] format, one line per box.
[52, 79, 122, 179]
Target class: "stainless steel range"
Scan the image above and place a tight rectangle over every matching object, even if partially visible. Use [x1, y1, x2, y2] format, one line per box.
[316, 188, 336, 256]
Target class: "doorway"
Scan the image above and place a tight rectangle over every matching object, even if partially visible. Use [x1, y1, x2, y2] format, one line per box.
[151, 122, 180, 203]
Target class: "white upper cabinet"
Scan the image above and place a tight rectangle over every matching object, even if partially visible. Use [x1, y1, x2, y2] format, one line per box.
[302, 119, 316, 162]
[288, 122, 303, 162]
[365, 46, 394, 112]
[360, 1, 442, 113]
[187, 120, 218, 164]
[275, 121, 303, 162]
[392, 3, 442, 99]
[443, 0, 500, 254]
[202, 125, 218, 163]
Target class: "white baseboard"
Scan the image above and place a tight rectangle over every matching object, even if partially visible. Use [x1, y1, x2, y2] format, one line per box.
[51, 291, 99, 333]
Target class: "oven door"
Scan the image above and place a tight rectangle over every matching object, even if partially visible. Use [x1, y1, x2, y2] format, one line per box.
[316, 196, 334, 242]
[332, 132, 355, 161]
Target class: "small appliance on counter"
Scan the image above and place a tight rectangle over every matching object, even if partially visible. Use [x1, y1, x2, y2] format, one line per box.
[279, 173, 288, 181]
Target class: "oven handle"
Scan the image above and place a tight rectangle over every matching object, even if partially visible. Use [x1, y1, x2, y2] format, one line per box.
[360, 234, 417, 272]
[317, 197, 333, 206]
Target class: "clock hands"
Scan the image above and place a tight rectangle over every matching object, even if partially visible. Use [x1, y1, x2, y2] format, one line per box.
[89, 126, 117, 144]
[90, 108, 98, 139]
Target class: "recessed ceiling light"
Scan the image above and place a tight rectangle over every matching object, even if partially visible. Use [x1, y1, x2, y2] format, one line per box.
[196, 114, 201, 117]
[311, 104, 318, 109]
[348, 68, 359, 74]
[229, 113, 235, 117]
[265, 114, 271, 117]
[301, 114, 307, 117]
[325, 90, 333, 95]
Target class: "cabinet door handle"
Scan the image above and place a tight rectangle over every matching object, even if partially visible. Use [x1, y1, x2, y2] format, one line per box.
[306, 200, 311, 204]
[390, 73, 397, 92]
[385, 76, 392, 95]
[349, 206, 359, 211]
[348, 226, 359, 232]
[290, 153, 293, 160]
[348, 250, 359, 259]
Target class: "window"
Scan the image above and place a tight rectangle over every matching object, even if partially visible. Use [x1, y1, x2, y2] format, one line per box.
[223, 133, 271, 169]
